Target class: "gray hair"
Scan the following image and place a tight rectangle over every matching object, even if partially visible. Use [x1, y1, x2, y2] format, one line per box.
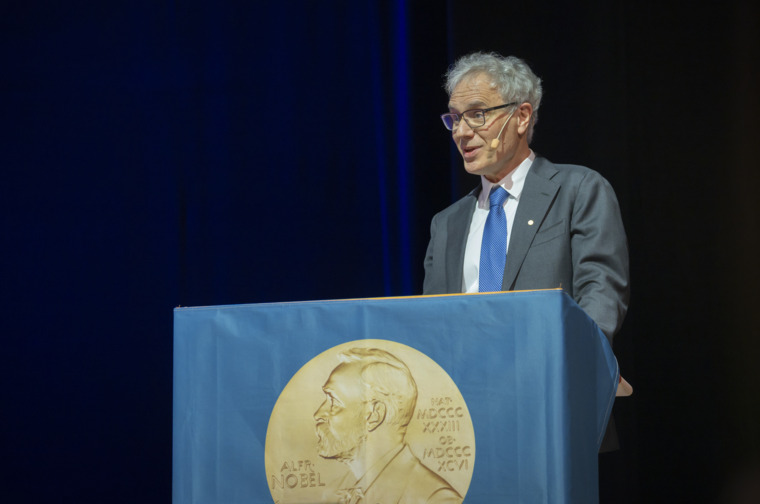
[339, 348, 417, 430]
[445, 52, 543, 143]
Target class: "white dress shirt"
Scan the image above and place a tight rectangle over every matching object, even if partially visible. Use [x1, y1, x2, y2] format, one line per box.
[462, 151, 535, 293]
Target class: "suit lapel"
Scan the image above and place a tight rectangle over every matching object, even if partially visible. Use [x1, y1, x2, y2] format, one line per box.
[502, 157, 560, 290]
[445, 189, 478, 293]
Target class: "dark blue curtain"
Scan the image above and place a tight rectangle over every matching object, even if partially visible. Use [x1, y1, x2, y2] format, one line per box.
[3, 1, 421, 500]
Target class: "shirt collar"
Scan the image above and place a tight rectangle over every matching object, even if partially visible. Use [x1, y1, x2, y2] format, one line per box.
[478, 150, 535, 207]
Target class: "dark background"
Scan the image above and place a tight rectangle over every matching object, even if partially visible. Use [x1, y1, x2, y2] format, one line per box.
[2, 1, 759, 502]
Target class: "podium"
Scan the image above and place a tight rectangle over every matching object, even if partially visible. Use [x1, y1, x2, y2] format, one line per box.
[173, 289, 618, 503]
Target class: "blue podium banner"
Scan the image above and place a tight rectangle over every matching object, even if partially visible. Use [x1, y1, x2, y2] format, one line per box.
[173, 289, 618, 504]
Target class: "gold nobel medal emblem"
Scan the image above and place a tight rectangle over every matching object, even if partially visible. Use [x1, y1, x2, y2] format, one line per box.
[265, 339, 475, 504]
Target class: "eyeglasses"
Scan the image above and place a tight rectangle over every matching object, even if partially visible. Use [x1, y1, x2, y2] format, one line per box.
[440, 102, 517, 131]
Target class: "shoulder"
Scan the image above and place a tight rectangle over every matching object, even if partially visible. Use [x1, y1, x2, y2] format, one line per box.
[430, 187, 478, 223]
[531, 156, 608, 185]
[376, 446, 463, 503]
[528, 156, 618, 202]
[400, 448, 462, 502]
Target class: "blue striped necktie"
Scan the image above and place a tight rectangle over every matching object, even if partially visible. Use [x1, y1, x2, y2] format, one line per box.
[479, 186, 510, 292]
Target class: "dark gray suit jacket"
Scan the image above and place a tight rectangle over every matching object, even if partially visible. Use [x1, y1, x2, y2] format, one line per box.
[423, 156, 630, 341]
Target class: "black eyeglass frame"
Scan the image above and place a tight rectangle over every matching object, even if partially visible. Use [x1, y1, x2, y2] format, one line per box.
[440, 102, 518, 131]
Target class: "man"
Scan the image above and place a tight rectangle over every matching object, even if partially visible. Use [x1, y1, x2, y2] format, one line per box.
[423, 52, 629, 342]
[314, 348, 462, 504]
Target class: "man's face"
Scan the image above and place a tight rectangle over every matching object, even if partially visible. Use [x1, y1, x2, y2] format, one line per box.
[448, 73, 526, 182]
[314, 363, 368, 461]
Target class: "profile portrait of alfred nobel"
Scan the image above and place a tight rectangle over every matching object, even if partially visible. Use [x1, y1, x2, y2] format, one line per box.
[314, 347, 462, 504]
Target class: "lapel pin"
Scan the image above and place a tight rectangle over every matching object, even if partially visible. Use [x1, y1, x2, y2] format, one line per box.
[528, 220, 534, 225]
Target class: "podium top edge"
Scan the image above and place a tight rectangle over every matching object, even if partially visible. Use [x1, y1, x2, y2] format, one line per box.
[173, 288, 564, 312]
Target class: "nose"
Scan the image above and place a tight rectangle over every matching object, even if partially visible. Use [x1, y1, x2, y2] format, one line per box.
[452, 118, 474, 141]
[314, 399, 328, 421]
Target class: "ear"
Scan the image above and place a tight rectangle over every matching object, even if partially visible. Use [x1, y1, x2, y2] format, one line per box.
[366, 401, 386, 432]
[516, 102, 533, 136]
